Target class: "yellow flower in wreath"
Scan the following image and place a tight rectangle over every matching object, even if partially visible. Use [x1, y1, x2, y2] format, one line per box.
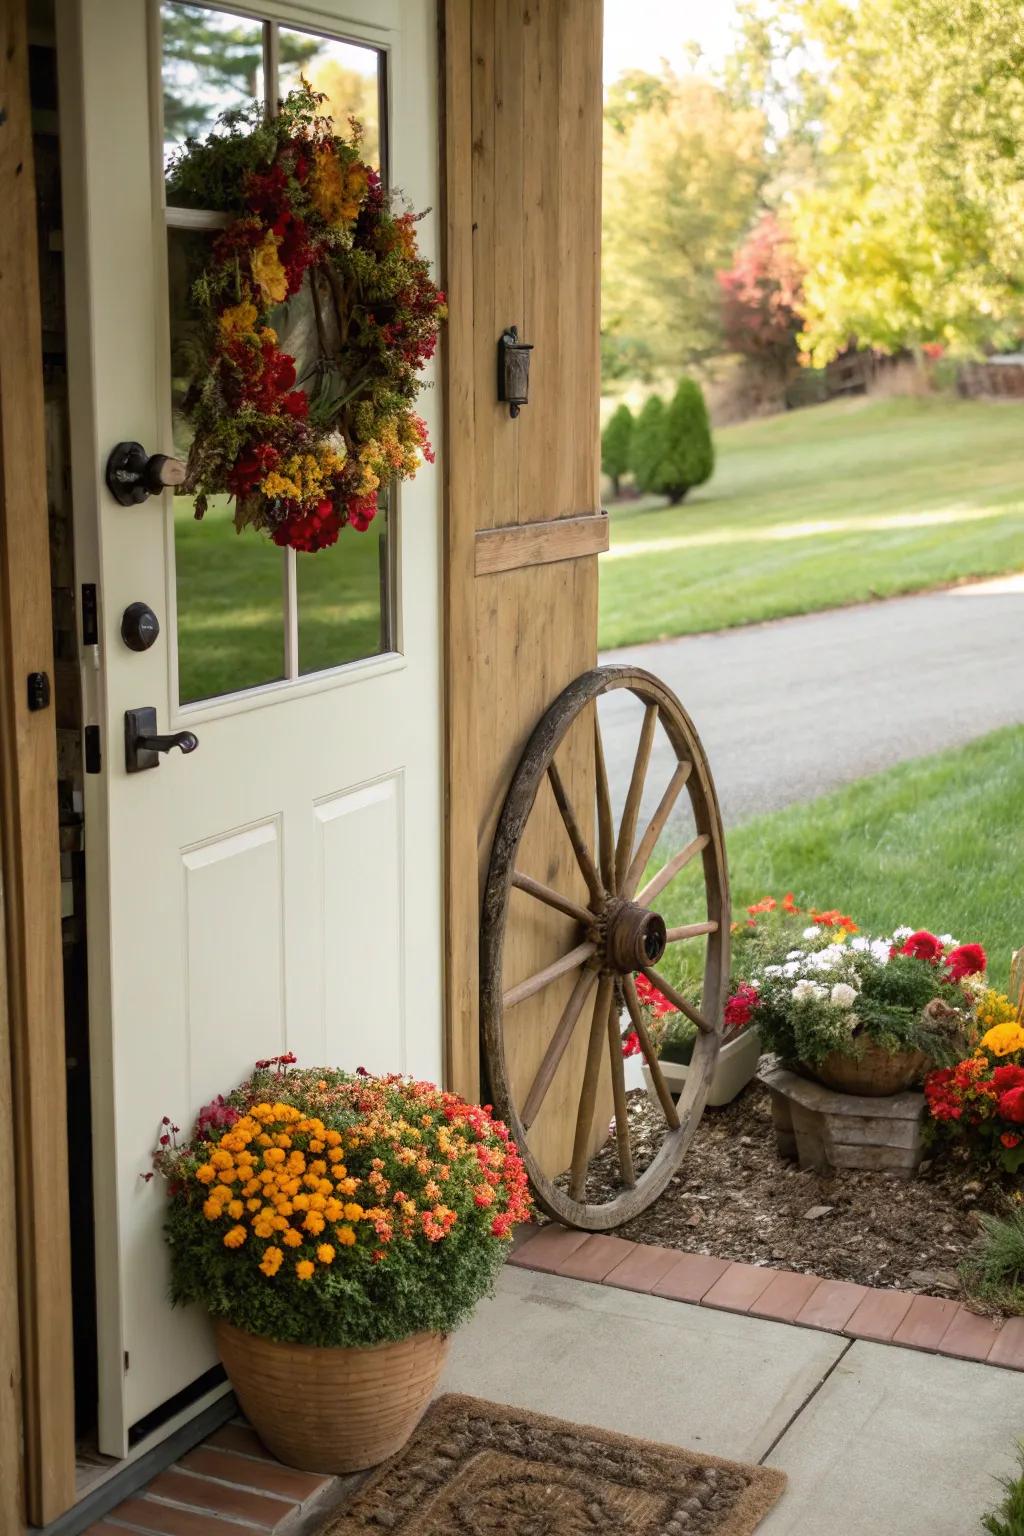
[251, 232, 288, 306]
[218, 300, 259, 342]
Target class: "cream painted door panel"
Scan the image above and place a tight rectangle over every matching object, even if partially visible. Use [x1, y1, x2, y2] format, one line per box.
[60, 0, 442, 1454]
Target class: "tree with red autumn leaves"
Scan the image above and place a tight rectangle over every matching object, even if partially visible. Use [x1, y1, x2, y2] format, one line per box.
[718, 213, 805, 380]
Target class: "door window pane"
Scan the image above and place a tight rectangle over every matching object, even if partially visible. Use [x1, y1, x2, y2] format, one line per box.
[161, 3, 265, 175]
[298, 504, 392, 676]
[278, 28, 382, 169]
[168, 226, 285, 705]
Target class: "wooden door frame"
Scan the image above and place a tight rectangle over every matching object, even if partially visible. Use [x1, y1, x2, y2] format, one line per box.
[438, 0, 481, 1103]
[0, 0, 77, 1525]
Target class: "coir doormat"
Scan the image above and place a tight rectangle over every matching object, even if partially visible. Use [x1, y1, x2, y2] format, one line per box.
[320, 1394, 786, 1535]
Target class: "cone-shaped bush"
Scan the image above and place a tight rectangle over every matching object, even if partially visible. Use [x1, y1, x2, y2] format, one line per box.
[601, 403, 634, 497]
[659, 378, 714, 504]
[630, 394, 667, 495]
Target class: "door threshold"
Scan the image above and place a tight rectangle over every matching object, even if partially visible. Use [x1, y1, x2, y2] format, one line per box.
[36, 1394, 235, 1536]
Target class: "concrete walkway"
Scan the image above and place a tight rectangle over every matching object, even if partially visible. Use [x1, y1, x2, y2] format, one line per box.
[439, 1266, 1022, 1535]
[598, 574, 1024, 829]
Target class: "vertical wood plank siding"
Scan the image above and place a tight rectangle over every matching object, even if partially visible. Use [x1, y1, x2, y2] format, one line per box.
[441, 0, 604, 1174]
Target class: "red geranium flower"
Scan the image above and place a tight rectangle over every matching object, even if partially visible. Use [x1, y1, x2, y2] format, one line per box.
[899, 930, 945, 963]
[226, 442, 280, 498]
[621, 1030, 641, 1059]
[634, 973, 675, 1017]
[945, 943, 986, 981]
[347, 493, 378, 533]
[1001, 1132, 1021, 1149]
[993, 1065, 1024, 1092]
[997, 1086, 1024, 1124]
[724, 983, 759, 1034]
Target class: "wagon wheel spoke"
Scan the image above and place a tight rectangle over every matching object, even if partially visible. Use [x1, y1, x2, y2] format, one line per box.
[569, 974, 614, 1201]
[666, 920, 719, 942]
[521, 966, 599, 1129]
[512, 870, 593, 928]
[502, 940, 597, 1010]
[593, 714, 617, 896]
[640, 965, 714, 1035]
[622, 972, 680, 1131]
[636, 832, 709, 909]
[547, 760, 604, 907]
[622, 759, 693, 898]
[606, 983, 636, 1188]
[614, 702, 659, 891]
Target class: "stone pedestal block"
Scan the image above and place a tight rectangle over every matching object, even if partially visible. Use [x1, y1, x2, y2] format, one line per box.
[758, 1060, 926, 1179]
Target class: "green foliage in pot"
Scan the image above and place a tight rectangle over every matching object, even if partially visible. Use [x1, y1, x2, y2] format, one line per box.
[153, 1063, 532, 1350]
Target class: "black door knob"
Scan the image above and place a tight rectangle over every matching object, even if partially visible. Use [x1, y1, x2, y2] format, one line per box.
[121, 602, 161, 652]
[106, 442, 187, 507]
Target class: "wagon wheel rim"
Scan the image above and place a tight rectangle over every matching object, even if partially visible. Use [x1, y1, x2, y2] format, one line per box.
[480, 665, 731, 1232]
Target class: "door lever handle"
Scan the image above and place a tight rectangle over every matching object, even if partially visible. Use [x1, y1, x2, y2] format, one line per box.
[138, 729, 198, 756]
[125, 707, 199, 773]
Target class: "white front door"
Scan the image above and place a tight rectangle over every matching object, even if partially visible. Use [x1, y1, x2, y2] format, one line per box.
[60, 0, 442, 1455]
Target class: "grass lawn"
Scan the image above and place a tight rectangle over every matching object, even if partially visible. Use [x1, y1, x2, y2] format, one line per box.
[655, 724, 1024, 997]
[599, 395, 1024, 650]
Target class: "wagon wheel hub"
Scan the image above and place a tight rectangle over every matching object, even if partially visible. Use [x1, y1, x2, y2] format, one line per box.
[601, 897, 667, 972]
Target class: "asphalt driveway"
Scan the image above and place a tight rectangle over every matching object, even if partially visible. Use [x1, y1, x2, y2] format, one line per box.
[597, 574, 1024, 829]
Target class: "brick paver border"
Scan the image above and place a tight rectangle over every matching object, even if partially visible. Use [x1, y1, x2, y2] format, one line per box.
[509, 1225, 1023, 1371]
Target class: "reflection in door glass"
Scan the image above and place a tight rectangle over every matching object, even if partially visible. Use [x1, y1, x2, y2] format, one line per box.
[297, 503, 392, 676]
[168, 226, 286, 704]
[278, 28, 382, 169]
[161, 3, 264, 175]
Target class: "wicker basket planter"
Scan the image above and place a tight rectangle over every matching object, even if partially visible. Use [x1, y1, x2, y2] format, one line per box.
[215, 1320, 450, 1474]
[807, 1041, 929, 1097]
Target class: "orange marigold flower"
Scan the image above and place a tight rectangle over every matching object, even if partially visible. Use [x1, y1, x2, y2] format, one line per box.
[335, 1224, 356, 1246]
[223, 1225, 247, 1248]
[282, 1228, 303, 1248]
[343, 1202, 365, 1222]
[195, 1164, 216, 1185]
[295, 1259, 315, 1281]
[259, 1245, 283, 1277]
[316, 1243, 336, 1265]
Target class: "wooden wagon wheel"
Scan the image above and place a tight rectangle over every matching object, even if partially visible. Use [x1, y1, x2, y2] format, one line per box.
[481, 665, 730, 1231]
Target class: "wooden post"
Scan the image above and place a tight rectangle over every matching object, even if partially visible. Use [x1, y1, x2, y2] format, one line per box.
[0, 0, 77, 1522]
[440, 0, 604, 1141]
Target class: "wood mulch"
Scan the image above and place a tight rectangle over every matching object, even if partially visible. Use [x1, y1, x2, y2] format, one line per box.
[579, 1082, 1007, 1298]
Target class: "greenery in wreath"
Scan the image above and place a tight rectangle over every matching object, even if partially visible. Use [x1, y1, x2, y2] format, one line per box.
[167, 87, 446, 553]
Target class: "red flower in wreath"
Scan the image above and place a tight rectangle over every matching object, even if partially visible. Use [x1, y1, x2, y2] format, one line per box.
[1002, 1132, 1021, 1149]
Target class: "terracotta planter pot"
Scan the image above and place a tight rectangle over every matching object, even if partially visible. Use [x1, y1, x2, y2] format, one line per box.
[214, 1319, 450, 1474]
[808, 1042, 929, 1097]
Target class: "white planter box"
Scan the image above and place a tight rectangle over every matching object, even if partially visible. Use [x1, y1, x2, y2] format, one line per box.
[642, 1026, 762, 1109]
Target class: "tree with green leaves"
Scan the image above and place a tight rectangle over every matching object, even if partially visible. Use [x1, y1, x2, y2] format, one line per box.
[749, 0, 1024, 362]
[601, 404, 634, 498]
[602, 70, 769, 369]
[629, 395, 667, 496]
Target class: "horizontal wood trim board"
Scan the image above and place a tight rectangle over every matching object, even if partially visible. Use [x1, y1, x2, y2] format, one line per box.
[474, 512, 609, 577]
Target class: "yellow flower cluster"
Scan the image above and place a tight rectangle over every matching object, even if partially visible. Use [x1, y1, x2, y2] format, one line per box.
[262, 446, 347, 506]
[309, 145, 368, 226]
[250, 231, 288, 306]
[980, 1021, 1024, 1058]
[195, 1101, 372, 1280]
[977, 989, 1018, 1033]
[219, 300, 260, 342]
